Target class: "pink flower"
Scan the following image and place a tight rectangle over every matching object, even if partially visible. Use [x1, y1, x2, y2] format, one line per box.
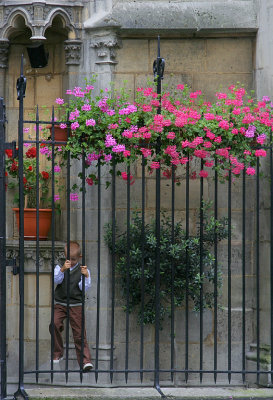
[216, 148, 229, 158]
[54, 194, 60, 202]
[257, 134, 266, 144]
[246, 167, 256, 175]
[104, 154, 112, 162]
[123, 150, 131, 157]
[86, 119, 96, 126]
[218, 120, 230, 130]
[215, 92, 227, 99]
[214, 136, 222, 143]
[71, 122, 79, 130]
[177, 84, 184, 90]
[232, 128, 239, 135]
[204, 113, 215, 120]
[81, 104, 91, 111]
[167, 132, 175, 139]
[112, 144, 125, 153]
[60, 123, 67, 129]
[105, 134, 117, 147]
[150, 161, 160, 169]
[23, 127, 30, 133]
[54, 165, 61, 173]
[205, 161, 214, 167]
[255, 149, 267, 157]
[199, 170, 208, 178]
[70, 193, 79, 201]
[55, 98, 64, 105]
[140, 148, 152, 158]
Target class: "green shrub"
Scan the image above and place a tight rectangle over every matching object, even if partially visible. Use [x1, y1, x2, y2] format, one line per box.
[104, 203, 228, 325]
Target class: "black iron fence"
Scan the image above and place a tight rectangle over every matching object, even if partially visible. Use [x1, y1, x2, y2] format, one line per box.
[1, 61, 273, 400]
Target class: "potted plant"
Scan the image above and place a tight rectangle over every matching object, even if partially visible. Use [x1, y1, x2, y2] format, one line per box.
[5, 144, 62, 240]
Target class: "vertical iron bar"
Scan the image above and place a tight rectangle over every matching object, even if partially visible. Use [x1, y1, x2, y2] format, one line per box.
[228, 170, 232, 384]
[35, 107, 40, 383]
[199, 160, 204, 383]
[242, 169, 246, 383]
[271, 129, 273, 383]
[185, 158, 189, 383]
[171, 164, 175, 382]
[140, 155, 145, 382]
[125, 164, 130, 383]
[65, 133, 71, 383]
[0, 97, 7, 399]
[154, 35, 164, 396]
[213, 159, 218, 384]
[15, 56, 28, 400]
[110, 159, 116, 383]
[80, 151, 86, 382]
[50, 109, 56, 382]
[256, 160, 260, 384]
[95, 159, 101, 382]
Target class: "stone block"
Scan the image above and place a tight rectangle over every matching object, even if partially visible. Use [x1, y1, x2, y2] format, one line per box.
[36, 75, 62, 108]
[206, 38, 253, 73]
[216, 242, 254, 275]
[6, 305, 19, 340]
[221, 274, 255, 308]
[216, 307, 254, 344]
[174, 309, 213, 344]
[116, 40, 149, 73]
[150, 39, 206, 73]
[193, 73, 253, 103]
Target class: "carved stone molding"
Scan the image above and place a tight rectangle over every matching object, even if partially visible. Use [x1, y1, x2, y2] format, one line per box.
[6, 240, 65, 273]
[0, 39, 9, 69]
[64, 39, 82, 65]
[90, 32, 122, 65]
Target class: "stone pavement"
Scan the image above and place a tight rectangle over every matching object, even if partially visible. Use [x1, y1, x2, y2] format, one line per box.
[13, 386, 273, 399]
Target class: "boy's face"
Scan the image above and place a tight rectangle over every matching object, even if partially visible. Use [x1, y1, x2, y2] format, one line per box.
[65, 249, 80, 267]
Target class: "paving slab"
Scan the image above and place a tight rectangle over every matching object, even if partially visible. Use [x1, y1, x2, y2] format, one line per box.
[22, 386, 273, 400]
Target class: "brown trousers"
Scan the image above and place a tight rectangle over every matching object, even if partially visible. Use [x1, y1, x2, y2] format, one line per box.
[50, 304, 91, 366]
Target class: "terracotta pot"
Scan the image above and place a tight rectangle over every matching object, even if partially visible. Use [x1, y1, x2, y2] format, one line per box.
[13, 208, 52, 240]
[46, 124, 68, 144]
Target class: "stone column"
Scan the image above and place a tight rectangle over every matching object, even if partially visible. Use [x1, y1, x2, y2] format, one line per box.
[0, 39, 9, 98]
[64, 39, 83, 92]
[90, 29, 122, 94]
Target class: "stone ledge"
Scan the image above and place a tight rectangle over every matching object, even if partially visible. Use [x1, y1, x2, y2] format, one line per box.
[84, 1, 257, 34]
[17, 386, 273, 400]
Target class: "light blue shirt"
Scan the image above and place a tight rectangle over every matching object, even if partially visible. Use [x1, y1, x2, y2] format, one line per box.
[54, 263, 91, 291]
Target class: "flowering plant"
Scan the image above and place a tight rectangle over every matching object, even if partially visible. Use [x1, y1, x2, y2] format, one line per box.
[5, 143, 61, 209]
[54, 80, 272, 187]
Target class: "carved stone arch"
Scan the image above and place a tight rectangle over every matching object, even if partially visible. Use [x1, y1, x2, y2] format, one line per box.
[2, 9, 34, 41]
[43, 8, 78, 40]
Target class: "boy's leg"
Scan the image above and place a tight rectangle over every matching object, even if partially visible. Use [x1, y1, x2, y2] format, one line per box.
[51, 304, 66, 360]
[69, 306, 91, 366]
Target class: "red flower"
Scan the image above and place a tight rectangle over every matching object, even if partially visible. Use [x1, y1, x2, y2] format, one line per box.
[5, 149, 13, 158]
[11, 162, 18, 172]
[41, 171, 49, 179]
[28, 166, 32, 171]
[26, 147, 37, 158]
[23, 177, 27, 185]
[86, 177, 94, 186]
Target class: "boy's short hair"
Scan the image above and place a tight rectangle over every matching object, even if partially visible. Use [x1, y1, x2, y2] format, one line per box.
[65, 241, 81, 256]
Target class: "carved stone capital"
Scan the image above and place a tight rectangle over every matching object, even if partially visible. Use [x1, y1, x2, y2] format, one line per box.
[90, 32, 122, 64]
[64, 39, 82, 65]
[0, 39, 9, 69]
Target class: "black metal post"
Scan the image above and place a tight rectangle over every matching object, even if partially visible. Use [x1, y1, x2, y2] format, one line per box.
[0, 97, 7, 400]
[14, 55, 28, 400]
[153, 35, 165, 398]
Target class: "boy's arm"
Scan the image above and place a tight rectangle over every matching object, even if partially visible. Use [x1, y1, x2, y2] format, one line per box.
[78, 267, 91, 291]
[54, 265, 65, 284]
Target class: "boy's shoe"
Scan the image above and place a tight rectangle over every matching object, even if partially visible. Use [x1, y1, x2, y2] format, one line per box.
[52, 357, 63, 364]
[83, 362, 93, 372]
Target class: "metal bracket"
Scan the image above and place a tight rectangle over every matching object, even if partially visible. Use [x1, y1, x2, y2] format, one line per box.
[6, 258, 19, 275]
[4, 141, 18, 158]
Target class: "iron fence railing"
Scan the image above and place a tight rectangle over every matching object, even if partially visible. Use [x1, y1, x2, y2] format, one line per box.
[1, 43, 273, 400]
